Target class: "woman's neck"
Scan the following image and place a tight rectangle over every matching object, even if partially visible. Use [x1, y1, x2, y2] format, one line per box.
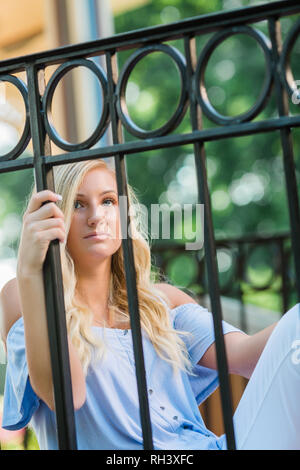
[75, 265, 111, 323]
[74, 264, 130, 329]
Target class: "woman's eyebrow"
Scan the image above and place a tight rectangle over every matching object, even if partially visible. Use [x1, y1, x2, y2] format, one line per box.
[76, 190, 118, 197]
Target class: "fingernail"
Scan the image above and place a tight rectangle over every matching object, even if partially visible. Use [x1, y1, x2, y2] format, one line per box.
[56, 194, 62, 200]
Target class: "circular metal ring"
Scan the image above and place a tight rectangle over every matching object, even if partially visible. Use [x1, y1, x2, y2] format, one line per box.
[195, 25, 273, 126]
[0, 75, 30, 161]
[280, 18, 300, 104]
[116, 44, 188, 139]
[42, 59, 110, 151]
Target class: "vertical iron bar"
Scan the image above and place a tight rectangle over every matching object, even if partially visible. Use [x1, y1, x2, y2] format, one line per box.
[279, 238, 289, 314]
[105, 51, 153, 450]
[268, 18, 300, 301]
[184, 36, 236, 450]
[237, 242, 248, 333]
[26, 63, 77, 450]
[53, 0, 79, 144]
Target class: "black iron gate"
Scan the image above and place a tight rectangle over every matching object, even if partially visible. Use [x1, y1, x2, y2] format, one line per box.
[1, 0, 300, 450]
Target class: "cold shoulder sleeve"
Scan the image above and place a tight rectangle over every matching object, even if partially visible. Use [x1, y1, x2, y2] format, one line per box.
[170, 303, 244, 405]
[2, 317, 40, 430]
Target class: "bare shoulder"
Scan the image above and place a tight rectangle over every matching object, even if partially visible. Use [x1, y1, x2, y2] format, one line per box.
[154, 282, 198, 309]
[0, 277, 22, 347]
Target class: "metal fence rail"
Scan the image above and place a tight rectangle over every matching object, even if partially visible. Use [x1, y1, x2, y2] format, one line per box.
[153, 231, 295, 323]
[0, 0, 300, 450]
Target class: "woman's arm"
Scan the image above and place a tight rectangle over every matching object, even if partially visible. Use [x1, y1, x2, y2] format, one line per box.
[200, 322, 278, 379]
[155, 282, 278, 379]
[0, 190, 86, 411]
[0, 276, 86, 412]
[18, 274, 86, 411]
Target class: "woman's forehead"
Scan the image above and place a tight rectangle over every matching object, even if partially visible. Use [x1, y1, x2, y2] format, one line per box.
[78, 167, 117, 191]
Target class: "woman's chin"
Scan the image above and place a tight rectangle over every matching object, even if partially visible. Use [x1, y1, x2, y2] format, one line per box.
[81, 246, 118, 260]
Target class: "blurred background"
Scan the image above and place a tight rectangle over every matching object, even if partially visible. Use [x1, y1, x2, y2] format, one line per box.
[0, 0, 299, 449]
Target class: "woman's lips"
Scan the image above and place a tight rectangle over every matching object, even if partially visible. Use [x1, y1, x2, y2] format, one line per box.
[84, 232, 111, 240]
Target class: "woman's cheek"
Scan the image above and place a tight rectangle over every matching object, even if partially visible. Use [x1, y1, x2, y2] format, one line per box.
[109, 214, 120, 238]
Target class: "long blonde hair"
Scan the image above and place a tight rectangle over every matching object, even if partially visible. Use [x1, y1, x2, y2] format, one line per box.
[29, 159, 195, 377]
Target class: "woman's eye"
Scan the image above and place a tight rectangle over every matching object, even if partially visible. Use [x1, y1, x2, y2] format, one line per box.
[74, 200, 83, 209]
[74, 198, 116, 209]
[103, 198, 116, 206]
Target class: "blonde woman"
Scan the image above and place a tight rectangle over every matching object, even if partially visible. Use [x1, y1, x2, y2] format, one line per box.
[1, 158, 300, 450]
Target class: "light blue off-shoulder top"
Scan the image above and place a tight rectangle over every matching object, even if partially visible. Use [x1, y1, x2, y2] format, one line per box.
[2, 302, 243, 450]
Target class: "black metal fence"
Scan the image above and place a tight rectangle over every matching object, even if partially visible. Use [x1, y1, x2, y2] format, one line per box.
[0, 0, 300, 450]
[153, 230, 295, 324]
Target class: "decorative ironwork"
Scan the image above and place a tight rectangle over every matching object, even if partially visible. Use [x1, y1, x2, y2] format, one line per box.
[0, 0, 299, 451]
[42, 58, 110, 151]
[116, 44, 188, 138]
[0, 75, 30, 161]
[195, 25, 273, 125]
[152, 231, 294, 319]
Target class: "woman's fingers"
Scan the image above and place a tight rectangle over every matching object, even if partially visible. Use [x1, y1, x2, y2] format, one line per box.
[29, 217, 66, 237]
[24, 191, 64, 222]
[18, 191, 66, 276]
[24, 190, 62, 217]
[28, 201, 64, 223]
[34, 227, 66, 244]
[25, 213, 66, 246]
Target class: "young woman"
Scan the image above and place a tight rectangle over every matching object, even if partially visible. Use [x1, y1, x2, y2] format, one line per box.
[1, 158, 300, 450]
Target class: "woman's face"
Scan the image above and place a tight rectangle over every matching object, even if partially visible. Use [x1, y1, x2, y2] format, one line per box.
[67, 167, 122, 267]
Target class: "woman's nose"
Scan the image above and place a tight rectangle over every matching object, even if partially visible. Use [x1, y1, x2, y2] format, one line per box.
[87, 205, 106, 225]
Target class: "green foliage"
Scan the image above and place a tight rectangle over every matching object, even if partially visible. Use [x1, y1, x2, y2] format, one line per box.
[114, 0, 300, 306]
[0, 167, 33, 258]
[1, 0, 299, 303]
[114, 0, 300, 235]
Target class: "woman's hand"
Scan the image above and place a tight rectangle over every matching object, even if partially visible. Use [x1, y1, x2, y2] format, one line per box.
[10, 190, 86, 410]
[17, 190, 65, 278]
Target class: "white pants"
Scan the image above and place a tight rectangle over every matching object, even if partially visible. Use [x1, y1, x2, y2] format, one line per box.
[221, 303, 300, 450]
